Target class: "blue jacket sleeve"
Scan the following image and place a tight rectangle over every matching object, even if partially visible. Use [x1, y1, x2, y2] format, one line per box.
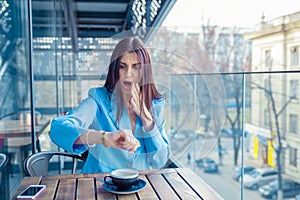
[50, 95, 99, 154]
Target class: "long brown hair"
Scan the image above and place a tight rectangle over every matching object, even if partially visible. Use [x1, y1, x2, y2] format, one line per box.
[104, 37, 162, 122]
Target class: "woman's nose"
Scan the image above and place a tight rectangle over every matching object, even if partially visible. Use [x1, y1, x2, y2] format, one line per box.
[125, 67, 133, 76]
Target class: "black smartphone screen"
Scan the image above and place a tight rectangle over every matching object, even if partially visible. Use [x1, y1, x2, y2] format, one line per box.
[19, 186, 44, 196]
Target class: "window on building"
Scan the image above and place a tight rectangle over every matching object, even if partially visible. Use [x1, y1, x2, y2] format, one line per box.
[290, 80, 299, 99]
[289, 114, 298, 134]
[265, 50, 272, 69]
[264, 79, 270, 97]
[291, 46, 299, 66]
[264, 109, 270, 126]
[289, 147, 297, 167]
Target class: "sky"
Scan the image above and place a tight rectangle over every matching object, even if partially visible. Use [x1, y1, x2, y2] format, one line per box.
[163, 0, 300, 28]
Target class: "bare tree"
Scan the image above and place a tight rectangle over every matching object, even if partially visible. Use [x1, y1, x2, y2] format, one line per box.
[224, 74, 244, 165]
[201, 24, 251, 165]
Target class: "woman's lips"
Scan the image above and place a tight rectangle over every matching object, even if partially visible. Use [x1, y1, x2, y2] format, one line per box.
[123, 81, 132, 90]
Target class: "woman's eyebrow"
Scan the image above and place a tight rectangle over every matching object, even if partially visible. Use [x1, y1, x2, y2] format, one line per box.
[120, 61, 141, 66]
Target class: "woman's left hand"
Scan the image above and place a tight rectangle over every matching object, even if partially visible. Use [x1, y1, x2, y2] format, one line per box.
[130, 83, 143, 117]
[130, 83, 154, 130]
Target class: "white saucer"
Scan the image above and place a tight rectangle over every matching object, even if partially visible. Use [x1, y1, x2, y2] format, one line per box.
[102, 179, 146, 194]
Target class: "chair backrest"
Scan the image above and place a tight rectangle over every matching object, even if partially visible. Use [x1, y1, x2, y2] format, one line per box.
[0, 153, 8, 172]
[23, 151, 86, 176]
[0, 153, 9, 200]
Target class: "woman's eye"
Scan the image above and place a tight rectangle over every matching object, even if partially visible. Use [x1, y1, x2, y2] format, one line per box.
[134, 65, 141, 70]
[120, 64, 125, 69]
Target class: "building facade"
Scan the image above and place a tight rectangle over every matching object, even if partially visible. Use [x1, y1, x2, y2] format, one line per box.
[245, 11, 300, 181]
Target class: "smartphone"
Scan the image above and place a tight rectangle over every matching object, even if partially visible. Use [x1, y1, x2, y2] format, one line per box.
[17, 185, 46, 199]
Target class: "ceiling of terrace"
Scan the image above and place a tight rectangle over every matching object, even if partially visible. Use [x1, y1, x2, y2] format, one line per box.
[32, 0, 176, 51]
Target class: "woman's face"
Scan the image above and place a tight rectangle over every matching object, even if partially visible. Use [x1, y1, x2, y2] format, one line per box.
[118, 52, 142, 95]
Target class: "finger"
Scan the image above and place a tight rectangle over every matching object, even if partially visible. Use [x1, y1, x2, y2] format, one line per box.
[131, 89, 139, 104]
[129, 140, 141, 153]
[132, 83, 141, 98]
[120, 144, 131, 150]
[121, 129, 134, 139]
[118, 138, 131, 147]
[130, 95, 140, 115]
[119, 130, 129, 140]
[128, 135, 136, 147]
[119, 137, 132, 146]
[122, 140, 136, 150]
[136, 139, 140, 147]
[131, 83, 137, 94]
[134, 83, 140, 93]
[121, 135, 138, 150]
[128, 147, 136, 153]
[135, 84, 142, 103]
[128, 143, 139, 153]
[127, 143, 138, 153]
[129, 98, 134, 113]
[123, 130, 135, 143]
[130, 96, 135, 107]
[130, 137, 140, 148]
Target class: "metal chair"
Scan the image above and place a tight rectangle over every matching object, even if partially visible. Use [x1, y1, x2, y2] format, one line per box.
[23, 151, 86, 176]
[0, 111, 42, 177]
[0, 153, 9, 180]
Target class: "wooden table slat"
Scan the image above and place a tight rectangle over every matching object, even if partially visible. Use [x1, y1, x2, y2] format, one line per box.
[77, 178, 96, 200]
[39, 179, 59, 200]
[43, 172, 105, 180]
[56, 178, 77, 200]
[164, 172, 202, 199]
[175, 168, 224, 200]
[136, 175, 158, 200]
[117, 193, 138, 200]
[138, 168, 177, 175]
[147, 173, 180, 200]
[96, 178, 117, 200]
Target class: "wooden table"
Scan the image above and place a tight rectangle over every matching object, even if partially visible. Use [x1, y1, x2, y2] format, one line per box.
[0, 118, 51, 155]
[12, 168, 223, 200]
[0, 118, 50, 138]
[0, 118, 51, 199]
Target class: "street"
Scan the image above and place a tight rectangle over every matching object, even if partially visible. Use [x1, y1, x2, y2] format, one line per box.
[174, 135, 263, 200]
[195, 160, 261, 200]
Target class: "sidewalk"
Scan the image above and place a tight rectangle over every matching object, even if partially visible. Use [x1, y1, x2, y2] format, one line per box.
[245, 157, 269, 168]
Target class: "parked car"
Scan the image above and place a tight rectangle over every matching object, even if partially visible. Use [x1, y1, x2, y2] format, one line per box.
[196, 157, 210, 168]
[195, 157, 218, 173]
[232, 165, 255, 181]
[243, 167, 278, 190]
[258, 179, 300, 199]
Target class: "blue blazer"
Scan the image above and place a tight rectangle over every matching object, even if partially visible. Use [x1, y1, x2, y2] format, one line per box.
[50, 87, 170, 173]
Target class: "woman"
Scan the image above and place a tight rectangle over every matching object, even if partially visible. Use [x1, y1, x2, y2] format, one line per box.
[50, 37, 170, 173]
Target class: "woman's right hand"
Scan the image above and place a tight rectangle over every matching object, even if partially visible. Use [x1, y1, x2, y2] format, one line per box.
[105, 129, 140, 153]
